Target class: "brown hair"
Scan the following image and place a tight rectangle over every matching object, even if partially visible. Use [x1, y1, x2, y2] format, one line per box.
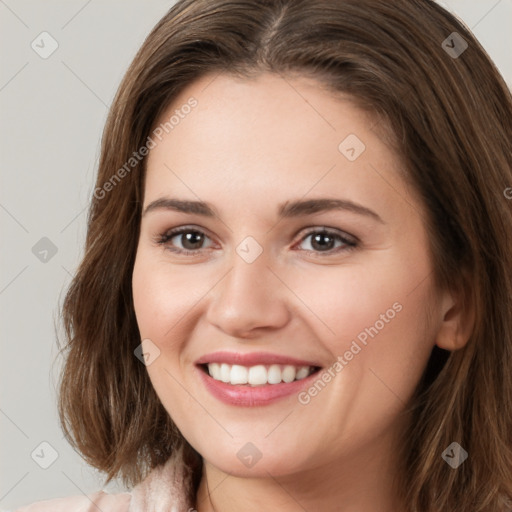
[57, 0, 512, 510]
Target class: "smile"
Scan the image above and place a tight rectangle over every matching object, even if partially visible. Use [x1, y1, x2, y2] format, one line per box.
[204, 363, 316, 386]
[195, 351, 323, 406]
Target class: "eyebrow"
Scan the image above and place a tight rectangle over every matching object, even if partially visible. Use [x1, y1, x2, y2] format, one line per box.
[142, 197, 384, 223]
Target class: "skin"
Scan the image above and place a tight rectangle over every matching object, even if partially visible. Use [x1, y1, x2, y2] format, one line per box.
[132, 72, 471, 512]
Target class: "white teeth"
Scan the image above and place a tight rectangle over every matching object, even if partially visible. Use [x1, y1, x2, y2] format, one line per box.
[267, 364, 282, 384]
[206, 363, 315, 386]
[282, 365, 296, 383]
[248, 365, 267, 386]
[295, 366, 310, 380]
[209, 362, 221, 380]
[230, 365, 248, 384]
[220, 363, 230, 383]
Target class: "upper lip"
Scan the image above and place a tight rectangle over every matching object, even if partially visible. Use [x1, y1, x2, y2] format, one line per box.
[195, 351, 322, 368]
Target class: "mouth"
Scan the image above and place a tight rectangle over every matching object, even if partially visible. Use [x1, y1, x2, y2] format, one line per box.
[194, 351, 324, 406]
[198, 362, 322, 386]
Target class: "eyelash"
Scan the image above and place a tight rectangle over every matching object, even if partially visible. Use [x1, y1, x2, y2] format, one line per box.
[155, 225, 358, 257]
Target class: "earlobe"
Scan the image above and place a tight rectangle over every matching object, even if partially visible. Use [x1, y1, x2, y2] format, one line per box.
[434, 286, 475, 352]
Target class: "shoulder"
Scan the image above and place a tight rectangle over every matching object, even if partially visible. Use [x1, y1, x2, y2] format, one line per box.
[9, 444, 197, 512]
[11, 490, 131, 512]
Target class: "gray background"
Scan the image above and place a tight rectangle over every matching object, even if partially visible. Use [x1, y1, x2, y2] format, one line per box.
[1, 0, 511, 508]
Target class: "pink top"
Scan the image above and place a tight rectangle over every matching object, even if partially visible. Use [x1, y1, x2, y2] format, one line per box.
[12, 446, 196, 512]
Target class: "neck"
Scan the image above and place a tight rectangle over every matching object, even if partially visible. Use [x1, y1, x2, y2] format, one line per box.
[194, 423, 407, 512]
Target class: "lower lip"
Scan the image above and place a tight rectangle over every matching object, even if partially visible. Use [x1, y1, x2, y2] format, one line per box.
[196, 366, 320, 407]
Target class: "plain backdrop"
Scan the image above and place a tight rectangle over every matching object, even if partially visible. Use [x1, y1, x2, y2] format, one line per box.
[1, 0, 511, 509]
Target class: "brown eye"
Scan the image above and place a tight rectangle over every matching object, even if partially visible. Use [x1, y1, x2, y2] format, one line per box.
[173, 230, 205, 250]
[157, 227, 214, 255]
[156, 226, 357, 257]
[296, 229, 357, 255]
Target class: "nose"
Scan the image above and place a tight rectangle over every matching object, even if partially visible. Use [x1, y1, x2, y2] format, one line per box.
[205, 248, 291, 339]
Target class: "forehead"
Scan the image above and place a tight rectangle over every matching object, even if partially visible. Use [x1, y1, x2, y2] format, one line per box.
[150, 71, 375, 156]
[143, 72, 419, 223]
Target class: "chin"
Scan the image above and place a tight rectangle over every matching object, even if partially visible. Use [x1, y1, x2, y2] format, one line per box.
[193, 437, 315, 478]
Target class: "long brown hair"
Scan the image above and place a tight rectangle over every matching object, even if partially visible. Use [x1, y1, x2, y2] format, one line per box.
[58, 1, 512, 510]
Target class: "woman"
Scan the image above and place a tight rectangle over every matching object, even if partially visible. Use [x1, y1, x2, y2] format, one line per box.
[14, 0, 512, 510]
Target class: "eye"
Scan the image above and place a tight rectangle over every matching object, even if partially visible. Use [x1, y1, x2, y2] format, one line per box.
[155, 226, 358, 256]
[156, 226, 214, 255]
[294, 227, 358, 256]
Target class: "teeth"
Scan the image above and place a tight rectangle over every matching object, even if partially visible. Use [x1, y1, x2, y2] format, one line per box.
[209, 363, 221, 380]
[248, 365, 267, 386]
[282, 365, 296, 383]
[296, 367, 310, 379]
[267, 364, 282, 384]
[220, 363, 230, 383]
[206, 363, 315, 386]
[230, 365, 248, 384]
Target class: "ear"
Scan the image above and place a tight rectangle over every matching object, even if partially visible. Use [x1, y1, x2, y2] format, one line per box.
[434, 284, 475, 351]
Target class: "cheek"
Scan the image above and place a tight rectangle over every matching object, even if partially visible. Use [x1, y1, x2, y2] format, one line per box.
[292, 255, 431, 349]
[131, 251, 195, 415]
[292, 270, 435, 453]
[132, 249, 201, 340]
[292, 249, 436, 400]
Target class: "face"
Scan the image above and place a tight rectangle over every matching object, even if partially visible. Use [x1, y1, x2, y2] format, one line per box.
[132, 72, 445, 478]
